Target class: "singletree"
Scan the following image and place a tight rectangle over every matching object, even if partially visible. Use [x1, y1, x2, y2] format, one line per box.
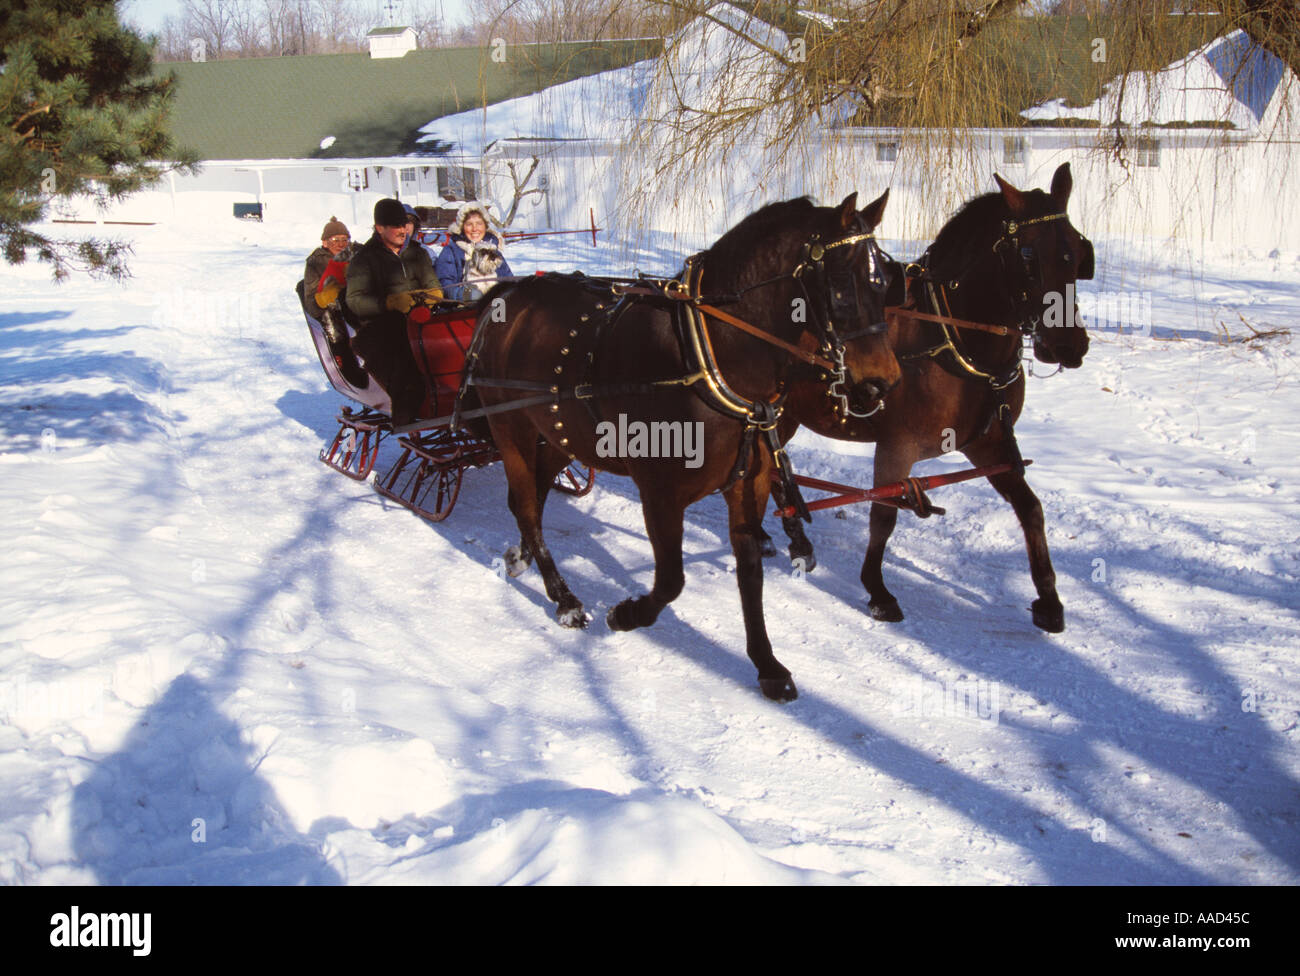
[0, 0, 196, 280]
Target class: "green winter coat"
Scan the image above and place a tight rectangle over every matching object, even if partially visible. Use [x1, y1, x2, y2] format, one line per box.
[345, 232, 439, 326]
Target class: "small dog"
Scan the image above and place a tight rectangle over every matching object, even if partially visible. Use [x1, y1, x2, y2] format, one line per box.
[461, 239, 505, 299]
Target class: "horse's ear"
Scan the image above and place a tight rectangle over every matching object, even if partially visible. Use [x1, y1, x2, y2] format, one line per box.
[1050, 162, 1073, 211]
[860, 188, 889, 229]
[837, 192, 859, 230]
[993, 173, 1027, 216]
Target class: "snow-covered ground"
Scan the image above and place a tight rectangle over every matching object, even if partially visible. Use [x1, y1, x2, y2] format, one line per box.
[1, 219, 1296, 884]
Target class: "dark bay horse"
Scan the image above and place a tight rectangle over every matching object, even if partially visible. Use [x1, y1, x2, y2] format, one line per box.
[769, 163, 1093, 633]
[468, 193, 902, 701]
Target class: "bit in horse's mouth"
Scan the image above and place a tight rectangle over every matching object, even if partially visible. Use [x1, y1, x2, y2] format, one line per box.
[847, 378, 897, 415]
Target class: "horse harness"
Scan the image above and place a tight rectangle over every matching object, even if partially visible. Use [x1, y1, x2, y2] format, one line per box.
[458, 225, 891, 521]
[887, 211, 1093, 475]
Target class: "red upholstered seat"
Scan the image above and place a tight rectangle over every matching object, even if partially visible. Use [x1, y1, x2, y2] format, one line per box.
[407, 306, 478, 419]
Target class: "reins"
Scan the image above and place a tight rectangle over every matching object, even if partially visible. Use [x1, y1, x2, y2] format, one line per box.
[693, 300, 835, 371]
[889, 210, 1074, 340]
[457, 220, 891, 518]
[886, 306, 1015, 337]
[465, 224, 886, 414]
[884, 211, 1079, 476]
[595, 280, 837, 372]
[599, 227, 882, 374]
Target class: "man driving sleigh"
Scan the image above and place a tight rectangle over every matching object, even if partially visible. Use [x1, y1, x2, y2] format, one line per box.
[340, 198, 443, 427]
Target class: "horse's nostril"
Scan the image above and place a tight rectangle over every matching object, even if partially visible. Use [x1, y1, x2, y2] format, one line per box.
[855, 381, 884, 403]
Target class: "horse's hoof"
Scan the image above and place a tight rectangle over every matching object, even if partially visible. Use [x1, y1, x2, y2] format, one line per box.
[504, 546, 530, 578]
[759, 536, 778, 558]
[868, 599, 904, 622]
[1031, 598, 1064, 633]
[557, 604, 588, 629]
[791, 552, 817, 573]
[606, 604, 629, 631]
[606, 599, 644, 631]
[759, 676, 798, 702]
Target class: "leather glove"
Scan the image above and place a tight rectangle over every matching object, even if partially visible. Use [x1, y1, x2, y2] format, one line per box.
[385, 291, 417, 314]
[411, 285, 444, 303]
[315, 282, 340, 308]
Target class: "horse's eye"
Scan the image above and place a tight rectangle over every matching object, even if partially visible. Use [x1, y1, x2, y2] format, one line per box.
[1063, 251, 1072, 264]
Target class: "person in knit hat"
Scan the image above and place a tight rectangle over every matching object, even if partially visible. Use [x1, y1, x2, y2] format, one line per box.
[302, 216, 353, 319]
[433, 202, 513, 301]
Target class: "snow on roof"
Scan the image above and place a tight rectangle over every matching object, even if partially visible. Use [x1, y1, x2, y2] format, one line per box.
[1021, 30, 1292, 130]
[413, 3, 795, 155]
[414, 60, 657, 155]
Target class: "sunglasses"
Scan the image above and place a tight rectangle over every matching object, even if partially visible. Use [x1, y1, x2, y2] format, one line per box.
[325, 235, 350, 245]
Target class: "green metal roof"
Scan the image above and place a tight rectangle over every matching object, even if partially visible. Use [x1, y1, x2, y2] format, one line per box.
[158, 39, 661, 160]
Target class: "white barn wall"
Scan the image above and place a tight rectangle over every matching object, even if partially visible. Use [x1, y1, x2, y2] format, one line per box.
[49, 137, 1299, 259]
[607, 128, 1300, 256]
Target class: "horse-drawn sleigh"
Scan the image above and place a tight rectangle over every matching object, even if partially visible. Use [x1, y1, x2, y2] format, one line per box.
[299, 164, 1093, 700]
[297, 278, 594, 522]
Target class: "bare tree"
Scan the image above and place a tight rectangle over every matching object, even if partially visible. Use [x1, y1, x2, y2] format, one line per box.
[405, 0, 446, 48]
[184, 0, 238, 58]
[1238, 0, 1300, 78]
[498, 156, 545, 226]
[315, 0, 366, 52]
[154, 15, 191, 61]
[263, 0, 293, 55]
[630, 0, 1300, 175]
[229, 0, 265, 55]
[465, 0, 672, 44]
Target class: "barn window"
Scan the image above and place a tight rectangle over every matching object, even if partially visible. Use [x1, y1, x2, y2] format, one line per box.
[436, 166, 479, 201]
[1136, 136, 1161, 167]
[1003, 136, 1027, 164]
[875, 141, 898, 162]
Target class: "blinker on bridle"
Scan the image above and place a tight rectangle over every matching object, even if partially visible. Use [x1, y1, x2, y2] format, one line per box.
[992, 211, 1094, 336]
[799, 231, 893, 338]
[796, 227, 895, 419]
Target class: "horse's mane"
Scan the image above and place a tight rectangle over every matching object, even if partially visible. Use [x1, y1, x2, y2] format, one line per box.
[702, 197, 819, 285]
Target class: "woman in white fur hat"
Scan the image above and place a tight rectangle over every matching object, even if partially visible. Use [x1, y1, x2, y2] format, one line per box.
[433, 202, 514, 301]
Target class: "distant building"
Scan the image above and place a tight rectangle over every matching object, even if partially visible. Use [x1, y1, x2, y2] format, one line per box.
[53, 38, 659, 230]
[366, 26, 417, 59]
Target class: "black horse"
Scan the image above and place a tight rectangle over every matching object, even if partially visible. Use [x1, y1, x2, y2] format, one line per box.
[770, 164, 1094, 632]
[467, 192, 903, 700]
